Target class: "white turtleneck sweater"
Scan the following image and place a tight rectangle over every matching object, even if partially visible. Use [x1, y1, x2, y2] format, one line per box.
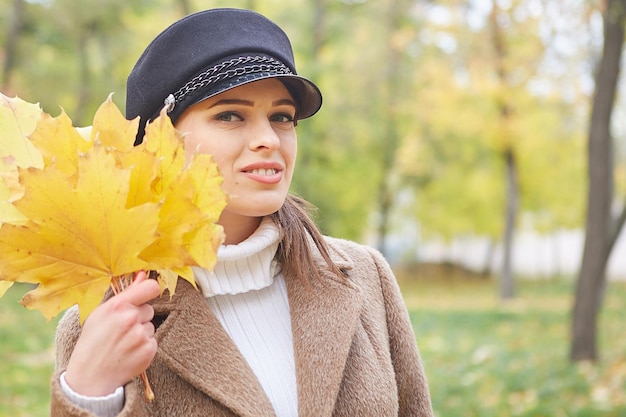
[194, 217, 298, 416]
[61, 217, 298, 417]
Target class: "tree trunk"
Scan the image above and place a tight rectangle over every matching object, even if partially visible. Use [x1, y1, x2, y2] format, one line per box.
[480, 238, 496, 276]
[2, 0, 25, 92]
[74, 33, 91, 124]
[551, 233, 562, 278]
[178, 0, 192, 15]
[501, 147, 518, 298]
[570, 0, 625, 362]
[489, 1, 519, 299]
[375, 0, 404, 256]
[291, 0, 326, 200]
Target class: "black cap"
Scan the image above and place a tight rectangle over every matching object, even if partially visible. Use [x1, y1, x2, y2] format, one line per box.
[126, 8, 322, 144]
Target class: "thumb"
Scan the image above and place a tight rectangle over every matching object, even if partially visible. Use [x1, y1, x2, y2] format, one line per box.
[116, 271, 160, 306]
[132, 270, 148, 284]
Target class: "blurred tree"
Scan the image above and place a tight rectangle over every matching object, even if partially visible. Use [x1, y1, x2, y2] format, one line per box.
[0, 0, 594, 270]
[489, 0, 519, 299]
[286, 0, 384, 240]
[374, 0, 413, 256]
[1, 2, 78, 112]
[178, 0, 192, 15]
[0, 0, 156, 125]
[571, 0, 626, 362]
[402, 0, 587, 282]
[280, 0, 331, 229]
[48, 0, 153, 122]
[1, 0, 25, 93]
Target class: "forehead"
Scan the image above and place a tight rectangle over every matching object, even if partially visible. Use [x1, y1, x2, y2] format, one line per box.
[209, 78, 293, 103]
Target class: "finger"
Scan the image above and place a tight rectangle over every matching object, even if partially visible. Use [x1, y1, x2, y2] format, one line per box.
[136, 303, 155, 323]
[118, 278, 160, 306]
[143, 321, 155, 338]
[132, 270, 148, 285]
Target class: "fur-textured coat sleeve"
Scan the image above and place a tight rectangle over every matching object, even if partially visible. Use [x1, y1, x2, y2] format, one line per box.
[320, 237, 433, 416]
[366, 244, 433, 415]
[49, 237, 433, 417]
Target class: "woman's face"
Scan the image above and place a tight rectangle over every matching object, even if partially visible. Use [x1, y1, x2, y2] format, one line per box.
[175, 78, 297, 243]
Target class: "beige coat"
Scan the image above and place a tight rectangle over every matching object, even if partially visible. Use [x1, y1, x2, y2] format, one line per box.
[50, 237, 434, 417]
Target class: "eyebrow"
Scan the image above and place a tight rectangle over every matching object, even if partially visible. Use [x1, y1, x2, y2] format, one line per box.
[208, 98, 296, 108]
[273, 98, 297, 108]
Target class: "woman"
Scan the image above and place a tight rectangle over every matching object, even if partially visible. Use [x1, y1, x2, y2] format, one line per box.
[50, 8, 433, 417]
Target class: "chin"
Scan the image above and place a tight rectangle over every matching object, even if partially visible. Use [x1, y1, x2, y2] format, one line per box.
[251, 204, 284, 217]
[235, 201, 286, 218]
[226, 189, 288, 216]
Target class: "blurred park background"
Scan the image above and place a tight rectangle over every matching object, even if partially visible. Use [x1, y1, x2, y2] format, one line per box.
[1, 0, 626, 415]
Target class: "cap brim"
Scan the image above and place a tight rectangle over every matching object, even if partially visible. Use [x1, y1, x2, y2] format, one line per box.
[168, 73, 322, 123]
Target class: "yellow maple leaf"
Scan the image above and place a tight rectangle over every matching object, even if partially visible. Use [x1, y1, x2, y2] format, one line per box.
[91, 94, 138, 154]
[155, 269, 180, 295]
[0, 94, 43, 169]
[0, 145, 161, 321]
[141, 109, 187, 199]
[176, 153, 226, 266]
[123, 111, 185, 208]
[0, 159, 27, 225]
[0, 96, 226, 322]
[0, 281, 12, 298]
[28, 110, 92, 178]
[138, 188, 205, 268]
[134, 111, 226, 291]
[185, 153, 227, 222]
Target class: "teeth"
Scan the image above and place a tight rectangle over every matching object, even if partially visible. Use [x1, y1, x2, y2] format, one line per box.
[251, 168, 277, 176]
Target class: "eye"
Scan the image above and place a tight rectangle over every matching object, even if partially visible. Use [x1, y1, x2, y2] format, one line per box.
[214, 112, 243, 122]
[271, 112, 296, 124]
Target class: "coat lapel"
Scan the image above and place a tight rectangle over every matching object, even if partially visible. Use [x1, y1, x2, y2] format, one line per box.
[287, 242, 362, 417]
[148, 239, 362, 417]
[150, 281, 276, 417]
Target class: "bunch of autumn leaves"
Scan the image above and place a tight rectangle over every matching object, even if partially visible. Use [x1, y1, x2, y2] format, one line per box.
[0, 94, 226, 323]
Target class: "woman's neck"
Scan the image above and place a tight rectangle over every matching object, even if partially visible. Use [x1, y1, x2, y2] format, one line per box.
[218, 211, 263, 245]
[193, 217, 280, 297]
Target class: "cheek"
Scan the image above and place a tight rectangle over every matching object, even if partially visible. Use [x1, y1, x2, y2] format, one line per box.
[183, 132, 222, 163]
[178, 114, 221, 160]
[282, 133, 297, 161]
[183, 138, 198, 163]
[286, 139, 297, 171]
[191, 143, 233, 183]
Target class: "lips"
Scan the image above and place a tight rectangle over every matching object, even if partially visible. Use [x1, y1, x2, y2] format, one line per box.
[248, 168, 278, 176]
[241, 162, 284, 184]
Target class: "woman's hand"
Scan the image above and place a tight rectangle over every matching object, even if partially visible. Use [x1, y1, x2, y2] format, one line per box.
[64, 271, 161, 397]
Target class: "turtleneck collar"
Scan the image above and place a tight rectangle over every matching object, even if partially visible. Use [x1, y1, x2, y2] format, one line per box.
[192, 217, 281, 297]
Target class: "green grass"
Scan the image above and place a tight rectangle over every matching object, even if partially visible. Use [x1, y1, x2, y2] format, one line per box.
[399, 273, 626, 417]
[1, 276, 625, 416]
[0, 284, 59, 417]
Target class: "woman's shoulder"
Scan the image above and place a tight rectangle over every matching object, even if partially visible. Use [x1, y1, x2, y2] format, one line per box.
[320, 236, 406, 320]
[321, 235, 392, 277]
[323, 235, 385, 261]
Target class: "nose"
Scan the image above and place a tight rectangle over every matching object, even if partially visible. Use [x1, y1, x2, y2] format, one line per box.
[248, 117, 280, 151]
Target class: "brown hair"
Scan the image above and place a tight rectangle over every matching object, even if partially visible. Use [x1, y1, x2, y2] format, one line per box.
[270, 194, 345, 284]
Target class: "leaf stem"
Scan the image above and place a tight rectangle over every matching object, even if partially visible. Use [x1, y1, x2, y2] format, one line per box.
[110, 273, 155, 402]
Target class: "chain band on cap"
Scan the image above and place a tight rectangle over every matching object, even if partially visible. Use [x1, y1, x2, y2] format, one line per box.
[163, 55, 292, 113]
